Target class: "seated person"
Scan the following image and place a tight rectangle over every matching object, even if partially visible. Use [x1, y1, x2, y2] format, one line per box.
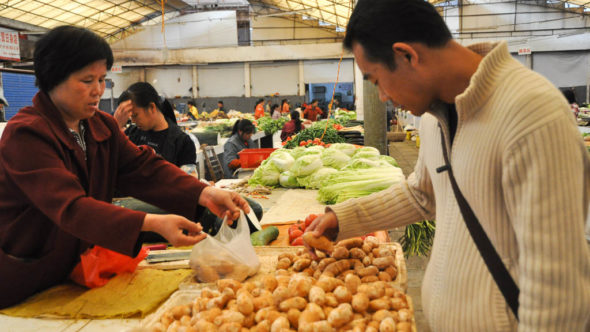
[216, 100, 225, 113]
[187, 100, 199, 120]
[271, 104, 281, 120]
[114, 82, 196, 168]
[281, 110, 302, 141]
[303, 99, 324, 121]
[223, 119, 258, 178]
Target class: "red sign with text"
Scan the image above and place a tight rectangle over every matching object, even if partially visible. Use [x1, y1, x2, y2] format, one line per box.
[0, 31, 20, 61]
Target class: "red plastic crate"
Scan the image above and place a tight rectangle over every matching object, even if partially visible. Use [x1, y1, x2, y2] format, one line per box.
[238, 148, 277, 168]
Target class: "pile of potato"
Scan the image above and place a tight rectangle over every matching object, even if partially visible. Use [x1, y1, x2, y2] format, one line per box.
[150, 237, 413, 332]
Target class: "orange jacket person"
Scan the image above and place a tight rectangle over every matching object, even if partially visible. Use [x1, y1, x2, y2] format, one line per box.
[303, 99, 324, 121]
[254, 99, 265, 119]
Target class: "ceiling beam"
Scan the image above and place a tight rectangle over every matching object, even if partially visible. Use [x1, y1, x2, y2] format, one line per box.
[0, 16, 49, 33]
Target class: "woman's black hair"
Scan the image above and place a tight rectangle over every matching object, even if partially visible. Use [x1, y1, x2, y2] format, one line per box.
[290, 111, 302, 132]
[281, 99, 288, 106]
[343, 0, 452, 70]
[118, 82, 177, 124]
[256, 98, 264, 105]
[562, 89, 577, 104]
[34, 26, 114, 93]
[231, 119, 255, 136]
[271, 104, 280, 112]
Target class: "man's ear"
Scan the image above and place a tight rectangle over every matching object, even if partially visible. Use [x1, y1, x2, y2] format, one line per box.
[392, 42, 419, 66]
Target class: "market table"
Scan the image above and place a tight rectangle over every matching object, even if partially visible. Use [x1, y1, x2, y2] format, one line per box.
[0, 187, 399, 331]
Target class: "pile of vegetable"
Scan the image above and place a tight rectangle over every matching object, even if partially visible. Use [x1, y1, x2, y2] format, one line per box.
[201, 119, 237, 138]
[335, 109, 357, 122]
[288, 214, 318, 246]
[153, 236, 413, 331]
[248, 144, 404, 204]
[283, 125, 346, 149]
[256, 116, 289, 135]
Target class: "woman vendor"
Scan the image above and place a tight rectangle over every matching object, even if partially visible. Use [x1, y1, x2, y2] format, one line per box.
[0, 26, 249, 308]
[114, 82, 197, 168]
[222, 119, 258, 178]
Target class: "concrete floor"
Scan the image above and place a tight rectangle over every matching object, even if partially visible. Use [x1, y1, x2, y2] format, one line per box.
[388, 141, 432, 332]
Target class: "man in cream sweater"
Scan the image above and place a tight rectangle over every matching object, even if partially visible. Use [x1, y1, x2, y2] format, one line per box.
[307, 0, 590, 330]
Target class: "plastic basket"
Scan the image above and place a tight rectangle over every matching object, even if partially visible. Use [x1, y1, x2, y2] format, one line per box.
[238, 148, 277, 168]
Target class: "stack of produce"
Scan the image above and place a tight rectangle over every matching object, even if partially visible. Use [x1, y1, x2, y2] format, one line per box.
[200, 119, 237, 138]
[256, 116, 289, 135]
[284, 123, 347, 149]
[151, 236, 413, 332]
[335, 109, 357, 122]
[248, 144, 404, 204]
[226, 110, 256, 121]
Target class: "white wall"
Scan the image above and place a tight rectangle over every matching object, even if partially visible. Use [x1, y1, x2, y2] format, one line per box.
[146, 66, 193, 98]
[250, 61, 298, 96]
[105, 67, 143, 99]
[303, 59, 354, 83]
[443, 1, 590, 39]
[533, 51, 590, 87]
[197, 63, 245, 97]
[111, 11, 238, 50]
[251, 16, 339, 45]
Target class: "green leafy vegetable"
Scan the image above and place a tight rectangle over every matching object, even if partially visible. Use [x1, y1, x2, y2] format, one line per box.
[291, 154, 323, 177]
[318, 167, 404, 204]
[321, 148, 351, 169]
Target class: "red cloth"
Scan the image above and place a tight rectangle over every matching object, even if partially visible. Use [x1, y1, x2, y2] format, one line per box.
[254, 104, 265, 119]
[303, 105, 324, 121]
[281, 120, 299, 141]
[0, 91, 207, 308]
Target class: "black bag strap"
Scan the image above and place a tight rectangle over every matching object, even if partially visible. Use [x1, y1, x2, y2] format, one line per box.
[436, 125, 520, 320]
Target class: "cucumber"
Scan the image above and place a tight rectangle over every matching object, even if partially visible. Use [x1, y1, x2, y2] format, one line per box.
[250, 226, 279, 246]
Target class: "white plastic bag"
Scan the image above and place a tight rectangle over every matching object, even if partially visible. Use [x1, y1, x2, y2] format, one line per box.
[189, 211, 260, 282]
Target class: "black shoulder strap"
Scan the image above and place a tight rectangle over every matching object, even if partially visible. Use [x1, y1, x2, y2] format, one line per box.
[437, 125, 520, 320]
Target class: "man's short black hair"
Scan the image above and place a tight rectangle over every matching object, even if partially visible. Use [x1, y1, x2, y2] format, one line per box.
[34, 26, 114, 93]
[343, 0, 452, 70]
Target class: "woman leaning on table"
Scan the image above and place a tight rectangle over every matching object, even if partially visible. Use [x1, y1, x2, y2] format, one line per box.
[0, 26, 249, 309]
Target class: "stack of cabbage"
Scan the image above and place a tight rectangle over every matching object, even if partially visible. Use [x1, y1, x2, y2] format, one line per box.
[248, 143, 404, 204]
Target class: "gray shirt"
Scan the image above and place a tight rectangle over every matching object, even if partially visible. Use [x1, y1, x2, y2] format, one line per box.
[222, 133, 258, 178]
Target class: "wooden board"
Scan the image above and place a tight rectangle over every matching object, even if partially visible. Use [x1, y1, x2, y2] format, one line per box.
[260, 189, 327, 225]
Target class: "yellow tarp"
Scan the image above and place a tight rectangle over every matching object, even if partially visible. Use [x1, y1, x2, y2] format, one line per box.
[0, 269, 192, 318]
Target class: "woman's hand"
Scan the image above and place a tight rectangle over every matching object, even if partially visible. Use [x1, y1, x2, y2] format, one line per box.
[113, 100, 133, 130]
[142, 214, 207, 247]
[198, 186, 250, 224]
[304, 210, 339, 259]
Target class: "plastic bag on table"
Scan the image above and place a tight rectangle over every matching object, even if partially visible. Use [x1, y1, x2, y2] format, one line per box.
[189, 210, 260, 282]
[70, 245, 149, 288]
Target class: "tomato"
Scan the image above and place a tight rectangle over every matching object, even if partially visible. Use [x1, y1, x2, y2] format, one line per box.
[304, 213, 319, 227]
[290, 236, 304, 246]
[289, 229, 303, 242]
[288, 224, 299, 237]
[299, 141, 308, 146]
[307, 139, 313, 144]
[286, 136, 292, 141]
[281, 141, 287, 146]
